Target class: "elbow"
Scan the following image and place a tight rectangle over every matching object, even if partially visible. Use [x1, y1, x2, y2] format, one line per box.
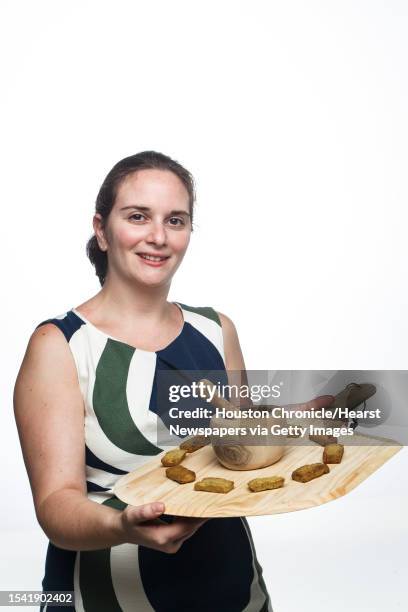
[35, 506, 63, 549]
[36, 511, 79, 552]
[35, 487, 85, 551]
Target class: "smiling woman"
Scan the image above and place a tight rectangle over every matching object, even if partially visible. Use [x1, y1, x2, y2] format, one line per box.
[90, 168, 192, 294]
[13, 151, 272, 612]
[86, 152, 195, 288]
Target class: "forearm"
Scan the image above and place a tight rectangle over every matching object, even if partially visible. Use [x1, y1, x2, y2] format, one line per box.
[37, 488, 125, 551]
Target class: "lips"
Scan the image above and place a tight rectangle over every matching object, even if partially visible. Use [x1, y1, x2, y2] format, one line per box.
[137, 252, 170, 267]
[137, 253, 170, 261]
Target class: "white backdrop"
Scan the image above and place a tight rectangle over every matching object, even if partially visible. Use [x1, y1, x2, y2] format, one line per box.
[1, 1, 407, 611]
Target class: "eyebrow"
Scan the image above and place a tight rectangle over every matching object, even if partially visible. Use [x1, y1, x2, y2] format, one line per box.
[120, 205, 191, 217]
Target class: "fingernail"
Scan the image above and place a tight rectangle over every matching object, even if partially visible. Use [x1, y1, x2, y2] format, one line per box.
[153, 502, 164, 513]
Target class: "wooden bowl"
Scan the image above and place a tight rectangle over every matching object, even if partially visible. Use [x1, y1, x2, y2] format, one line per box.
[210, 409, 287, 470]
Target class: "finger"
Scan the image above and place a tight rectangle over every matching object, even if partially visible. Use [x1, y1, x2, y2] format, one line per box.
[170, 526, 202, 550]
[167, 518, 207, 536]
[156, 521, 203, 542]
[136, 516, 207, 548]
[299, 395, 335, 411]
[127, 502, 165, 524]
[171, 536, 189, 550]
[136, 518, 166, 528]
[175, 517, 208, 528]
[309, 395, 335, 409]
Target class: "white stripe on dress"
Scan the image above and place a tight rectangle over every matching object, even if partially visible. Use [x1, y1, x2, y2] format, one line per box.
[126, 349, 159, 447]
[73, 551, 85, 612]
[86, 466, 118, 490]
[126, 342, 187, 448]
[110, 544, 154, 612]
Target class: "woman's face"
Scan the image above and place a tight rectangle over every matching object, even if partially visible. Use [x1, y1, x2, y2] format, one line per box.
[94, 169, 192, 288]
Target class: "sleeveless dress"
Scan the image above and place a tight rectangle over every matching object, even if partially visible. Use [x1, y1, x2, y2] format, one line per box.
[36, 303, 272, 612]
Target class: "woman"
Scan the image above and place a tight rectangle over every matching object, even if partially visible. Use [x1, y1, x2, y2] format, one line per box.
[14, 151, 272, 612]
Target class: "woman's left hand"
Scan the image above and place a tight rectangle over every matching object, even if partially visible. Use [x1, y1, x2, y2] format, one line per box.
[287, 395, 335, 413]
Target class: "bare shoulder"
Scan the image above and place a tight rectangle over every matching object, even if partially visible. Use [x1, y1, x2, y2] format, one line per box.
[15, 323, 79, 398]
[29, 322, 68, 349]
[216, 311, 246, 371]
[26, 322, 74, 362]
[217, 311, 237, 332]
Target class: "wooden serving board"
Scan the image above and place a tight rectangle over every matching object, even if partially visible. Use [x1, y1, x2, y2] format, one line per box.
[113, 434, 402, 517]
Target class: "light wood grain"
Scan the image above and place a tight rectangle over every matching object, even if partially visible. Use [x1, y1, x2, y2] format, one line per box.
[113, 434, 402, 517]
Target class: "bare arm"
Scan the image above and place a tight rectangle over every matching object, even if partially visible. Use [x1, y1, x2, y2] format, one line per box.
[14, 324, 205, 553]
[218, 312, 246, 371]
[218, 312, 250, 405]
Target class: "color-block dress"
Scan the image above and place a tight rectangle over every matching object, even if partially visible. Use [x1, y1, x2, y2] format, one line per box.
[36, 303, 272, 612]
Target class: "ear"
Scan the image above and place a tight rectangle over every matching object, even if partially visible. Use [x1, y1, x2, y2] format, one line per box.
[93, 213, 108, 251]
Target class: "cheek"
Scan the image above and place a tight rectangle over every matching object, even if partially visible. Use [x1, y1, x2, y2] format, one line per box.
[114, 224, 144, 247]
[171, 231, 191, 254]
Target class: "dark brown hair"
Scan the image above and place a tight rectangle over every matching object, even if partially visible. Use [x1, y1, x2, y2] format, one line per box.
[86, 151, 195, 286]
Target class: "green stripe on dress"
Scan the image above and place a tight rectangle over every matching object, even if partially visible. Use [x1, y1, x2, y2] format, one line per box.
[177, 303, 221, 326]
[93, 339, 161, 455]
[79, 497, 128, 612]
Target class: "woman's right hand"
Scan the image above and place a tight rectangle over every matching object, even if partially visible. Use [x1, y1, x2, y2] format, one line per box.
[118, 502, 207, 554]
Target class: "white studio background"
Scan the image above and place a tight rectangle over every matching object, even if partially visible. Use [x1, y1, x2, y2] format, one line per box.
[1, 1, 407, 611]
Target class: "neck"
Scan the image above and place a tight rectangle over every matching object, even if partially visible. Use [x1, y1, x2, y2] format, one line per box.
[92, 274, 173, 323]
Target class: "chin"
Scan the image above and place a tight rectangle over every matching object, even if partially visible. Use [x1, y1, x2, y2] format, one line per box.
[132, 273, 172, 288]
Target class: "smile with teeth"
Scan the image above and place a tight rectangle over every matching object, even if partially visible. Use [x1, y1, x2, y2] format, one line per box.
[138, 253, 170, 262]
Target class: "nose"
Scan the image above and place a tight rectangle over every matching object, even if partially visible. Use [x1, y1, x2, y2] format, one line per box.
[146, 220, 167, 247]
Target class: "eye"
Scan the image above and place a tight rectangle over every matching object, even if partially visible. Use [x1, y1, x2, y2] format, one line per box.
[129, 213, 147, 222]
[167, 217, 185, 227]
